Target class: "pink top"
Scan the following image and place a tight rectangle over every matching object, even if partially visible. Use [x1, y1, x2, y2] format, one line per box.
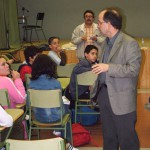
[0, 76, 26, 108]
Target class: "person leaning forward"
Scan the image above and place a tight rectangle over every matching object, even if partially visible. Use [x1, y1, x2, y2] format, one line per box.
[92, 7, 141, 150]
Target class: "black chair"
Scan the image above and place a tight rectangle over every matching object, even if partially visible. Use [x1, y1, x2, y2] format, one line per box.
[23, 12, 47, 43]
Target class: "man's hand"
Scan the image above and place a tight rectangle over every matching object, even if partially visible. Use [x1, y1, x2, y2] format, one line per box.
[91, 35, 97, 41]
[92, 63, 109, 75]
[82, 36, 87, 41]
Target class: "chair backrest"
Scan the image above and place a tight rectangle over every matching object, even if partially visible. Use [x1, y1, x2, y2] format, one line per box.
[76, 71, 98, 86]
[36, 12, 45, 26]
[28, 89, 62, 108]
[57, 77, 70, 90]
[0, 89, 10, 107]
[6, 137, 65, 150]
[11, 63, 22, 71]
[57, 63, 76, 77]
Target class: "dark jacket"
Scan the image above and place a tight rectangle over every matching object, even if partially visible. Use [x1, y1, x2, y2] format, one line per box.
[69, 59, 92, 100]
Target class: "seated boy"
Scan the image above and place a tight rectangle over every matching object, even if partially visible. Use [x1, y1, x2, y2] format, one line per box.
[18, 46, 41, 88]
[48, 36, 66, 66]
[67, 45, 98, 109]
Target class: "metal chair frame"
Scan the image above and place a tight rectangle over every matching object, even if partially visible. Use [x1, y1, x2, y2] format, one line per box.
[23, 12, 46, 43]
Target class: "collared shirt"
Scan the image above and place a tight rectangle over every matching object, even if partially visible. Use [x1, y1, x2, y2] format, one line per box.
[84, 24, 94, 46]
[100, 31, 120, 84]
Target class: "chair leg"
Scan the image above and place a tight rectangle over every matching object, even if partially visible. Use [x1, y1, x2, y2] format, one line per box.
[35, 29, 40, 42]
[64, 124, 67, 140]
[75, 105, 77, 123]
[30, 29, 33, 43]
[41, 29, 47, 40]
[37, 129, 40, 139]
[29, 127, 31, 140]
[23, 28, 28, 42]
[69, 119, 73, 145]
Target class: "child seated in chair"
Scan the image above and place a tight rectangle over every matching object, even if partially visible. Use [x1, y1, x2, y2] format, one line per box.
[18, 46, 41, 88]
[29, 54, 78, 150]
[66, 45, 98, 109]
[48, 36, 66, 66]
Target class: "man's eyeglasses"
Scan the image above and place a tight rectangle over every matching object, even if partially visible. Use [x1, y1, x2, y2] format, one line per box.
[85, 15, 93, 18]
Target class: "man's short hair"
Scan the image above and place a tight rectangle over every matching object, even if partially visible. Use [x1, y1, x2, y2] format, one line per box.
[103, 8, 122, 30]
[84, 10, 95, 18]
[84, 45, 98, 54]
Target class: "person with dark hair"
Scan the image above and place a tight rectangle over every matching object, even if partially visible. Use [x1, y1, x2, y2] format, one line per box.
[67, 45, 98, 109]
[71, 10, 105, 60]
[18, 46, 41, 87]
[29, 54, 62, 123]
[92, 8, 141, 150]
[48, 36, 66, 66]
[29, 54, 78, 150]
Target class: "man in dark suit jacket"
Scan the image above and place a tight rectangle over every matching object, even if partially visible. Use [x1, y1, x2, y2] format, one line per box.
[92, 8, 141, 150]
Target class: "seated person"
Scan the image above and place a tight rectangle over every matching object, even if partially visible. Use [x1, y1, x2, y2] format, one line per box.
[29, 54, 64, 122]
[0, 105, 13, 127]
[0, 56, 26, 108]
[48, 36, 66, 66]
[29, 54, 78, 150]
[18, 46, 41, 88]
[67, 45, 98, 109]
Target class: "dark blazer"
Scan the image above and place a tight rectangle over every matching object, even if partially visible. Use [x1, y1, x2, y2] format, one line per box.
[92, 31, 142, 115]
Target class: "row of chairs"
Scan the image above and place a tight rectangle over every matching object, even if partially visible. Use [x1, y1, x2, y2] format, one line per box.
[0, 70, 100, 149]
[0, 89, 71, 150]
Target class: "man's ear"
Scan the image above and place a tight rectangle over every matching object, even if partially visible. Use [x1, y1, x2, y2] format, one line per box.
[84, 52, 88, 58]
[49, 45, 52, 49]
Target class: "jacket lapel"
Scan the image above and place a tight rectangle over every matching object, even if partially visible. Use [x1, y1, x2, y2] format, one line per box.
[99, 41, 107, 63]
[107, 32, 123, 62]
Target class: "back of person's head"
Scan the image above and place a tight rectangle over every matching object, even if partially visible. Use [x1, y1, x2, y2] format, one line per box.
[48, 36, 60, 45]
[24, 46, 41, 64]
[103, 8, 122, 30]
[84, 10, 95, 18]
[84, 45, 98, 55]
[31, 54, 56, 80]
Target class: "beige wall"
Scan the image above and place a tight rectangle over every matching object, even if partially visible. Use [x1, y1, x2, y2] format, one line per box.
[17, 0, 150, 41]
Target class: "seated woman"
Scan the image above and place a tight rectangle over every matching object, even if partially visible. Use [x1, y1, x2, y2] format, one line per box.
[48, 36, 66, 66]
[0, 105, 13, 127]
[29, 54, 78, 150]
[0, 56, 26, 108]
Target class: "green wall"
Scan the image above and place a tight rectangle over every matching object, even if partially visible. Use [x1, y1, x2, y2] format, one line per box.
[17, 0, 150, 41]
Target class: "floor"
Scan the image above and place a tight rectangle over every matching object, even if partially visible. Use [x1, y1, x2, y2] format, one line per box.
[30, 91, 150, 149]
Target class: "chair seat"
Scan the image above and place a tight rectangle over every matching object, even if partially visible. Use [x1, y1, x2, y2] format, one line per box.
[32, 114, 70, 127]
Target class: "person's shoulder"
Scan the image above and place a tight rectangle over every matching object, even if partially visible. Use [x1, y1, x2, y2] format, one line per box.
[0, 76, 13, 84]
[18, 64, 31, 72]
[79, 59, 89, 64]
[74, 23, 84, 29]
[121, 32, 136, 42]
[75, 59, 90, 67]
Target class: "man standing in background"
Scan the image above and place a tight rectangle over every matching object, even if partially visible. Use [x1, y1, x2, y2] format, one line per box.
[71, 10, 104, 60]
[92, 8, 141, 150]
